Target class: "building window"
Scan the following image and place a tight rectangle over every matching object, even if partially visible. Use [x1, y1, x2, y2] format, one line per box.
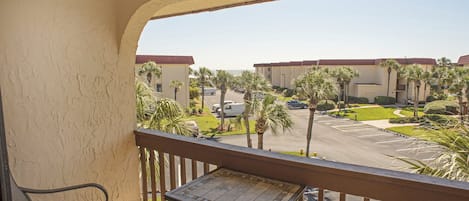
[156, 83, 162, 92]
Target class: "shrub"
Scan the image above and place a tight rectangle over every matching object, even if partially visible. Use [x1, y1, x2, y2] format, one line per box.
[189, 87, 200, 99]
[423, 114, 458, 126]
[317, 100, 336, 111]
[426, 94, 447, 102]
[189, 100, 196, 108]
[374, 96, 396, 105]
[389, 117, 421, 124]
[347, 96, 369, 104]
[282, 89, 296, 97]
[423, 100, 459, 115]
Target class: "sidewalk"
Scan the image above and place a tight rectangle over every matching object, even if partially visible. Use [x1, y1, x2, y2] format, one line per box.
[361, 119, 419, 129]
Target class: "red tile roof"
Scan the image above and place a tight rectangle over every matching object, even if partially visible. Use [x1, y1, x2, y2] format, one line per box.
[458, 55, 469, 65]
[136, 55, 195, 65]
[253, 58, 436, 67]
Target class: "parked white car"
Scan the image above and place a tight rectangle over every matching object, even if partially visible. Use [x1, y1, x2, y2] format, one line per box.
[217, 103, 245, 117]
[212, 100, 234, 113]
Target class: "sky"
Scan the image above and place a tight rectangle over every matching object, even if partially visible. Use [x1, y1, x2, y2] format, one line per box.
[137, 0, 469, 70]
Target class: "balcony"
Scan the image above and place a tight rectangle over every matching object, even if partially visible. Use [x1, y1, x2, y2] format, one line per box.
[135, 129, 469, 201]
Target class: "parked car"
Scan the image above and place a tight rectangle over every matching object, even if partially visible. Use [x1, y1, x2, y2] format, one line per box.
[200, 87, 216, 96]
[212, 100, 234, 113]
[217, 103, 245, 117]
[286, 100, 308, 109]
[184, 121, 199, 137]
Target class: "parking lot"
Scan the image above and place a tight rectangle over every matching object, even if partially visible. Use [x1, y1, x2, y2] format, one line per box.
[203, 90, 441, 170]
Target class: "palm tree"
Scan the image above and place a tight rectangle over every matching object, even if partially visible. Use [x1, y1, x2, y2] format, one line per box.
[169, 80, 184, 101]
[294, 68, 337, 157]
[448, 67, 469, 124]
[422, 71, 432, 103]
[138, 61, 161, 85]
[136, 79, 154, 123]
[239, 71, 271, 148]
[398, 65, 412, 104]
[330, 67, 348, 113]
[332, 67, 359, 108]
[379, 59, 401, 97]
[213, 70, 233, 131]
[252, 94, 293, 150]
[407, 65, 424, 118]
[194, 67, 213, 109]
[437, 57, 452, 68]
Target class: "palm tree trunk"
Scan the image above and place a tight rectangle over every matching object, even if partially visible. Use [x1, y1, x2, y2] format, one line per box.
[405, 80, 410, 105]
[201, 79, 205, 109]
[305, 100, 316, 158]
[386, 71, 391, 96]
[174, 88, 177, 101]
[147, 72, 152, 84]
[257, 133, 263, 150]
[219, 88, 226, 131]
[244, 91, 252, 148]
[423, 83, 427, 104]
[414, 85, 420, 118]
[458, 96, 464, 124]
[337, 84, 342, 115]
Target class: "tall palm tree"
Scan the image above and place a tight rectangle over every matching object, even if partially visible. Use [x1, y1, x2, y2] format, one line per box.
[448, 67, 469, 124]
[437, 57, 452, 68]
[398, 65, 412, 104]
[239, 71, 271, 148]
[407, 65, 424, 118]
[213, 70, 233, 131]
[332, 67, 359, 108]
[379, 59, 401, 97]
[422, 71, 432, 103]
[252, 94, 293, 150]
[194, 67, 213, 109]
[331, 67, 348, 113]
[138, 61, 161, 85]
[294, 68, 337, 157]
[169, 80, 184, 101]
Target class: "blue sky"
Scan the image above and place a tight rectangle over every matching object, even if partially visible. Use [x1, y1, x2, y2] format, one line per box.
[137, 0, 469, 70]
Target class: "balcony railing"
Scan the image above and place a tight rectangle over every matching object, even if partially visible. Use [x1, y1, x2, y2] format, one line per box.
[135, 129, 469, 201]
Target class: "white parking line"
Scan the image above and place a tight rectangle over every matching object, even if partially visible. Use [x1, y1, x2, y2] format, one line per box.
[396, 145, 440, 152]
[376, 138, 414, 144]
[358, 133, 388, 138]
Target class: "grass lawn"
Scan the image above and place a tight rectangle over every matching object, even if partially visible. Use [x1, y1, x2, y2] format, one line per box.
[400, 107, 425, 117]
[330, 107, 400, 121]
[386, 126, 439, 142]
[188, 106, 255, 136]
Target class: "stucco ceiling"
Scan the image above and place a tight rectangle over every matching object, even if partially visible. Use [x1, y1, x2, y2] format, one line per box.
[151, 0, 274, 20]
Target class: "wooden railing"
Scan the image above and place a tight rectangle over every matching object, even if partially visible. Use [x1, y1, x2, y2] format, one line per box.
[135, 129, 469, 201]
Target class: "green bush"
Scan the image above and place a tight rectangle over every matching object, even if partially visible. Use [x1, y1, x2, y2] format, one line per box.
[374, 96, 396, 105]
[389, 117, 421, 124]
[189, 100, 196, 107]
[423, 100, 459, 115]
[426, 94, 447, 102]
[282, 89, 296, 97]
[189, 87, 200, 99]
[423, 114, 458, 126]
[348, 96, 369, 104]
[317, 100, 336, 111]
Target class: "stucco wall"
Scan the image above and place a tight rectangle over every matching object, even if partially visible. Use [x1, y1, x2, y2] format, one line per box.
[0, 0, 265, 200]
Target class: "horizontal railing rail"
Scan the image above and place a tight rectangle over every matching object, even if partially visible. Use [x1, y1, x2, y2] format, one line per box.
[135, 128, 469, 201]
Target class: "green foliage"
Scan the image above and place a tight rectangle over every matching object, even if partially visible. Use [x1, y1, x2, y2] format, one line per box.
[426, 94, 447, 102]
[189, 87, 200, 100]
[317, 100, 336, 111]
[422, 114, 458, 127]
[423, 100, 459, 115]
[282, 89, 296, 97]
[374, 96, 396, 105]
[389, 117, 421, 124]
[347, 96, 369, 104]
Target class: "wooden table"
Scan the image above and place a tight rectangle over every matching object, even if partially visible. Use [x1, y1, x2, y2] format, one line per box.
[166, 168, 304, 201]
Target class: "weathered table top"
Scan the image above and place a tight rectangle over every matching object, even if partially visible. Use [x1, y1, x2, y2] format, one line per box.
[166, 168, 304, 201]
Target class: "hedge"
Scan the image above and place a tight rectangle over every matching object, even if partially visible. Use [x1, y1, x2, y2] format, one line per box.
[282, 89, 296, 97]
[389, 117, 422, 124]
[426, 94, 448, 102]
[423, 114, 458, 126]
[317, 100, 336, 111]
[348, 96, 369, 104]
[423, 100, 459, 115]
[374, 96, 396, 105]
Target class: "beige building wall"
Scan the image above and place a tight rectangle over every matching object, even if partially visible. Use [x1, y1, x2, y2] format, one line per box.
[135, 63, 191, 107]
[0, 0, 266, 201]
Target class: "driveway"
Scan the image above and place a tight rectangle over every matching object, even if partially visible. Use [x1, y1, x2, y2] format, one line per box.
[203, 90, 439, 171]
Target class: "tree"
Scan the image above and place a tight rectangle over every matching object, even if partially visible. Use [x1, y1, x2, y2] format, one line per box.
[212, 70, 233, 131]
[169, 80, 184, 101]
[422, 71, 432, 103]
[294, 68, 337, 157]
[379, 59, 401, 97]
[331, 66, 359, 110]
[138, 61, 161, 85]
[194, 67, 213, 109]
[407, 65, 424, 118]
[239, 71, 271, 148]
[437, 57, 452, 68]
[448, 67, 469, 124]
[398, 65, 411, 104]
[252, 94, 293, 150]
